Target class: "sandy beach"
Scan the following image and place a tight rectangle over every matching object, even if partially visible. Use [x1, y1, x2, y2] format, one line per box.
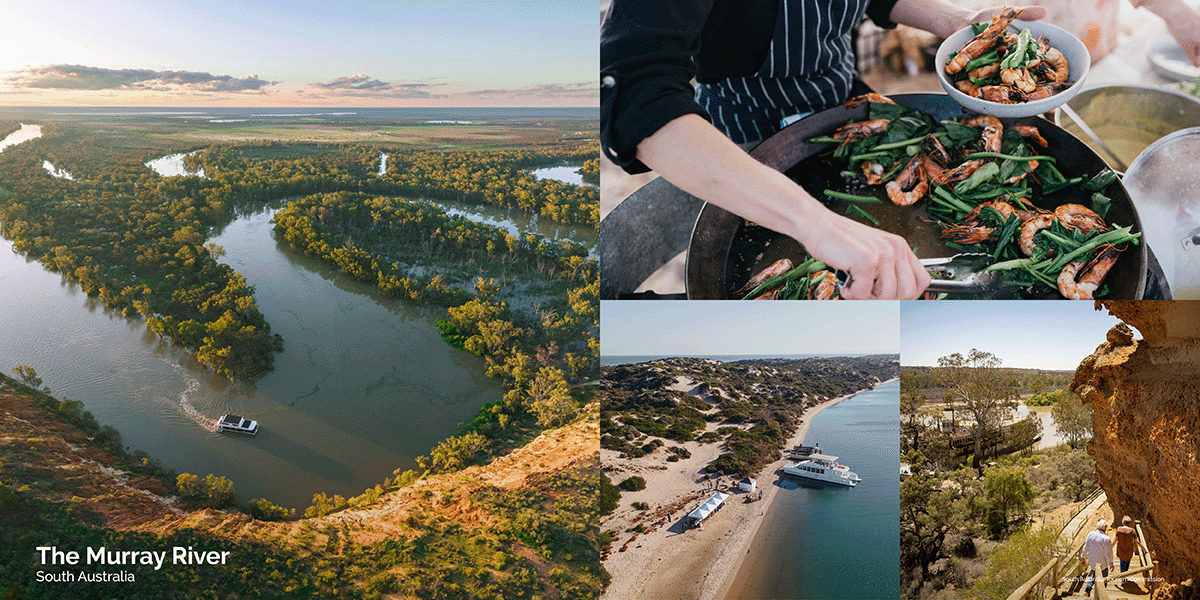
[601, 377, 898, 600]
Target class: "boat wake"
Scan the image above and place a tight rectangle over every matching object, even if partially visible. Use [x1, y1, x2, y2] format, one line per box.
[164, 362, 218, 432]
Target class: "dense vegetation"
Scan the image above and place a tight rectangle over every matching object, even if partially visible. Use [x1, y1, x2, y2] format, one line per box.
[0, 115, 602, 598]
[601, 356, 899, 476]
[1, 369, 603, 599]
[0, 121, 597, 381]
[901, 446, 1096, 600]
[900, 366, 1074, 399]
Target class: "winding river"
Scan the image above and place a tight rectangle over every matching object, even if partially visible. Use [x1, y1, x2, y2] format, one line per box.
[0, 203, 503, 509]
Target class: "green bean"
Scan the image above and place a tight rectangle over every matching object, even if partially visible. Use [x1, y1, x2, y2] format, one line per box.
[965, 152, 1056, 163]
[824, 190, 881, 203]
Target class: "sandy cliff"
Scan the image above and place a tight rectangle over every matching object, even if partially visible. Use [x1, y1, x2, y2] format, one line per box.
[1071, 300, 1200, 587]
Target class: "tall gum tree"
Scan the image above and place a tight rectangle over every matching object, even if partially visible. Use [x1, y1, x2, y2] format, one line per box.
[937, 349, 1020, 473]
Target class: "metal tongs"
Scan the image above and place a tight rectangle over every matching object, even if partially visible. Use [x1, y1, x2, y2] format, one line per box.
[835, 253, 1005, 295]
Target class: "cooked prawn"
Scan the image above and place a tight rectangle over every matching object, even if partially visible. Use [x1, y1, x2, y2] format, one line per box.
[1054, 203, 1108, 234]
[1024, 82, 1069, 101]
[736, 258, 793, 296]
[1000, 68, 1038, 93]
[941, 224, 996, 244]
[969, 63, 1000, 79]
[833, 119, 889, 141]
[930, 159, 985, 186]
[1013, 125, 1049, 147]
[956, 80, 983, 98]
[1019, 213, 1055, 256]
[860, 161, 886, 185]
[844, 93, 896, 109]
[923, 134, 952, 166]
[1042, 48, 1069, 83]
[1058, 244, 1120, 299]
[980, 85, 1022, 104]
[886, 153, 928, 206]
[965, 115, 1004, 153]
[963, 200, 1015, 223]
[946, 7, 1018, 75]
[808, 271, 839, 300]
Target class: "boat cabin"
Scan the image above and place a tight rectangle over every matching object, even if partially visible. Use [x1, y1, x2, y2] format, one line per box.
[217, 414, 258, 435]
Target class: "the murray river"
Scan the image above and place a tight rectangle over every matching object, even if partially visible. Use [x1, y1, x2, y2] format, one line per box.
[0, 127, 595, 510]
[0, 203, 504, 509]
[726, 378, 901, 600]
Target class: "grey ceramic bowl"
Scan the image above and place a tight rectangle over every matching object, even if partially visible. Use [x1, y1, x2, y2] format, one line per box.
[936, 19, 1090, 118]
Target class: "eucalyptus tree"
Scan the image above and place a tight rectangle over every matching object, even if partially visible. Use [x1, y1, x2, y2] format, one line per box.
[937, 349, 1020, 473]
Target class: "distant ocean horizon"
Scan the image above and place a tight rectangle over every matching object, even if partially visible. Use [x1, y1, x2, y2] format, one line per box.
[0, 106, 597, 122]
[601, 354, 885, 366]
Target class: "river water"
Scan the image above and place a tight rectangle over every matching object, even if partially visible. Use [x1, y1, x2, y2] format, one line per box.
[0, 205, 502, 509]
[145, 153, 596, 251]
[0, 124, 42, 152]
[725, 379, 901, 600]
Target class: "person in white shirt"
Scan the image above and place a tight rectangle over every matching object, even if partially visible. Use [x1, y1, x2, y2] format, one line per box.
[1081, 519, 1114, 594]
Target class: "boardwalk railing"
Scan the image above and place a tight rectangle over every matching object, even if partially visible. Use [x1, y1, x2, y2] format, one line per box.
[1008, 493, 1156, 600]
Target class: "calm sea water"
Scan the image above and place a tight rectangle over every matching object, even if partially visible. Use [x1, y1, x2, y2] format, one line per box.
[600, 354, 863, 366]
[725, 378, 901, 600]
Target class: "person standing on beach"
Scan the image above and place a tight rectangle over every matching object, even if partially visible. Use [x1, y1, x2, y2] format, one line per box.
[1114, 516, 1148, 574]
[601, 0, 1048, 299]
[1081, 519, 1114, 594]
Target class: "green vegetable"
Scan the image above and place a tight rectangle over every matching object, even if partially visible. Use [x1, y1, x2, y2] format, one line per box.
[965, 152, 1056, 163]
[1001, 29, 1033, 70]
[741, 257, 827, 300]
[971, 21, 988, 35]
[1091, 192, 1113, 219]
[844, 204, 879, 225]
[963, 50, 999, 73]
[954, 162, 1001, 193]
[1080, 169, 1118, 192]
[824, 190, 881, 203]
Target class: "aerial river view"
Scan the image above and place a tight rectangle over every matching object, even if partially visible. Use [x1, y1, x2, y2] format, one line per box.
[0, 123, 592, 509]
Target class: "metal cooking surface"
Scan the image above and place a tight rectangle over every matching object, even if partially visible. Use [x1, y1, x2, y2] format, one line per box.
[687, 93, 1148, 300]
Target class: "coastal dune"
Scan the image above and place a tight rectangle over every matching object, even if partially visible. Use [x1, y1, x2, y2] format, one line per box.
[601, 378, 897, 600]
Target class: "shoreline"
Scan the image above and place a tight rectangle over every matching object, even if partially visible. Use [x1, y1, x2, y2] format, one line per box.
[600, 377, 897, 600]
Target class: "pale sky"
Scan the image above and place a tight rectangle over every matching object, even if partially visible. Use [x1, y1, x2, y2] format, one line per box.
[0, 0, 597, 106]
[599, 301, 900, 357]
[901, 301, 1126, 370]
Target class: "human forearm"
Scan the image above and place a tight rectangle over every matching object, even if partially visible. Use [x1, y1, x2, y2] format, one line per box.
[1137, 0, 1200, 65]
[637, 114, 823, 243]
[889, 1, 1048, 39]
[888, 0, 974, 38]
[636, 114, 930, 299]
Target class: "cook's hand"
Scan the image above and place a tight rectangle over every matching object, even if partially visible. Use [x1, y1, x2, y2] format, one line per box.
[1142, 0, 1200, 66]
[797, 211, 930, 300]
[965, 5, 1048, 28]
[890, 1, 1048, 40]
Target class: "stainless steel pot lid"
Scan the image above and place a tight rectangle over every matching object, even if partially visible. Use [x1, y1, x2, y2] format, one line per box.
[1122, 126, 1200, 298]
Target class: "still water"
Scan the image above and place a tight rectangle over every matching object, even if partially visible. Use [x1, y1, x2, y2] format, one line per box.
[725, 379, 901, 600]
[146, 153, 596, 251]
[0, 124, 42, 152]
[0, 206, 502, 509]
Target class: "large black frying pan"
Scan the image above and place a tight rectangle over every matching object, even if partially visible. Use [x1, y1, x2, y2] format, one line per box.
[685, 93, 1150, 299]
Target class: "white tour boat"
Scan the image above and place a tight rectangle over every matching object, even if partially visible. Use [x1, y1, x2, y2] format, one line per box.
[216, 414, 259, 435]
[782, 453, 861, 487]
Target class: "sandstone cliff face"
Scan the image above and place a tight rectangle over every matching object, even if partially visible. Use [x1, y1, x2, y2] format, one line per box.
[1071, 300, 1200, 585]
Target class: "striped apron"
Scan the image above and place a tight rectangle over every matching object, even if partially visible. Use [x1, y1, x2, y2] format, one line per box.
[697, 0, 871, 144]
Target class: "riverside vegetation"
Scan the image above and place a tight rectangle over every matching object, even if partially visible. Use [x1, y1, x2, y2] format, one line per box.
[0, 114, 602, 598]
[899, 359, 1098, 600]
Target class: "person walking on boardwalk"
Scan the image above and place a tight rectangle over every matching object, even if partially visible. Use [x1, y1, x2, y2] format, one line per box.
[1114, 516, 1148, 574]
[1081, 519, 1114, 595]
